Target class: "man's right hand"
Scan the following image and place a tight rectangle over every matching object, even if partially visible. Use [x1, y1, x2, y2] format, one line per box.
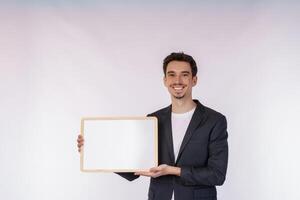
[77, 134, 84, 153]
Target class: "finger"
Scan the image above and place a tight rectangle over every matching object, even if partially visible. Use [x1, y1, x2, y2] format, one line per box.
[150, 167, 159, 172]
[157, 164, 167, 170]
[134, 171, 148, 175]
[134, 171, 153, 177]
[78, 140, 84, 144]
[141, 172, 153, 177]
[78, 135, 84, 140]
[77, 139, 84, 144]
[152, 172, 162, 178]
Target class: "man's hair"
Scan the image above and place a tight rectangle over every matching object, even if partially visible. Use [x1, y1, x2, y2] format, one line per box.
[163, 52, 198, 77]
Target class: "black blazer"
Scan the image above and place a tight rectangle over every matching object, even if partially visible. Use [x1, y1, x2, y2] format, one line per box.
[118, 99, 228, 200]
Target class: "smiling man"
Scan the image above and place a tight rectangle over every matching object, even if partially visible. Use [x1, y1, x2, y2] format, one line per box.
[77, 52, 228, 200]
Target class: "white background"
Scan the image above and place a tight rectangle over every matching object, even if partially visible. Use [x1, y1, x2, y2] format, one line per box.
[1, 1, 300, 200]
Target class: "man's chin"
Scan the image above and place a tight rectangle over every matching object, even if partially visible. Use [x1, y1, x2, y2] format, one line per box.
[173, 95, 185, 99]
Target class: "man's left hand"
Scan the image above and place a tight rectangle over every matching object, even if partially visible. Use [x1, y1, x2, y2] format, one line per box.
[134, 164, 181, 178]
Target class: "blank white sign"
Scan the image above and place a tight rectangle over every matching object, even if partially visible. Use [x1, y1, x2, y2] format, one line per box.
[80, 117, 158, 172]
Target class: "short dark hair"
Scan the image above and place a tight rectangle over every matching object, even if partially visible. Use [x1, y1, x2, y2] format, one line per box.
[163, 52, 198, 77]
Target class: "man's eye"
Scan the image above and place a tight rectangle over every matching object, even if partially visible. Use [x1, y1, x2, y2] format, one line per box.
[168, 74, 175, 77]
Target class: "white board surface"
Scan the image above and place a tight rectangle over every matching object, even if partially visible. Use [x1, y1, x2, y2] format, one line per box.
[80, 117, 158, 172]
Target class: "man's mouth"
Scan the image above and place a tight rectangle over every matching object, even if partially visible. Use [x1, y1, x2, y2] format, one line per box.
[172, 85, 185, 91]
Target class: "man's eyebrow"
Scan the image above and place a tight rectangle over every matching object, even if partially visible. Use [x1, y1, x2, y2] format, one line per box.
[167, 71, 175, 74]
[181, 71, 191, 74]
[167, 71, 191, 74]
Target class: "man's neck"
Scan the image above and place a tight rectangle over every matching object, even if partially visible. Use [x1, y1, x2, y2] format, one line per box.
[171, 97, 196, 114]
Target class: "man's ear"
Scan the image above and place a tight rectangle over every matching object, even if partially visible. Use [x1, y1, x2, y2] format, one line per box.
[163, 76, 167, 87]
[192, 76, 198, 86]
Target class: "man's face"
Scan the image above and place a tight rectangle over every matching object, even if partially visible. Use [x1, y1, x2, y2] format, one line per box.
[164, 61, 197, 100]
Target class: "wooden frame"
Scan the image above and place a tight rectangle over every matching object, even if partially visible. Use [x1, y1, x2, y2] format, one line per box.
[80, 116, 158, 172]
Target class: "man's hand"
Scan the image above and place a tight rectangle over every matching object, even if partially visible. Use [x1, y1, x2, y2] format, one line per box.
[134, 164, 181, 178]
[77, 134, 84, 152]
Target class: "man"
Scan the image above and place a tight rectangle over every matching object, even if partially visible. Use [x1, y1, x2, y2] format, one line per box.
[77, 52, 228, 200]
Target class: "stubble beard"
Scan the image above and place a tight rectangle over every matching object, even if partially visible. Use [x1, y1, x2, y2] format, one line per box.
[171, 84, 186, 100]
[173, 94, 185, 99]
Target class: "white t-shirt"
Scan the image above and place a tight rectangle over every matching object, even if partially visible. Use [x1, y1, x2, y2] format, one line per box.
[171, 107, 196, 200]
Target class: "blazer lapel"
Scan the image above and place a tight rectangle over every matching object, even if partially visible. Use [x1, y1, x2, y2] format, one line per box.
[175, 100, 206, 164]
[161, 105, 175, 164]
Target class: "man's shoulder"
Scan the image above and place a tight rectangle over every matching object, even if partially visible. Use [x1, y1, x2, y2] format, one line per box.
[147, 105, 170, 117]
[202, 104, 226, 119]
[201, 105, 227, 127]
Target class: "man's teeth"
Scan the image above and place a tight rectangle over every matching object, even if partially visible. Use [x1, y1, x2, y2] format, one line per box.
[174, 87, 183, 90]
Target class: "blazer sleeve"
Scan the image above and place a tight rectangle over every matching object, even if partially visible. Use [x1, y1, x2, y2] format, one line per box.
[180, 115, 228, 186]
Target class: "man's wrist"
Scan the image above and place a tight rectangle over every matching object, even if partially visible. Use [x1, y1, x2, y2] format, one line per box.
[169, 166, 181, 176]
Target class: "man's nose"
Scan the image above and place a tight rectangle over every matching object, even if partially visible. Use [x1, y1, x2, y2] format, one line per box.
[174, 76, 182, 84]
